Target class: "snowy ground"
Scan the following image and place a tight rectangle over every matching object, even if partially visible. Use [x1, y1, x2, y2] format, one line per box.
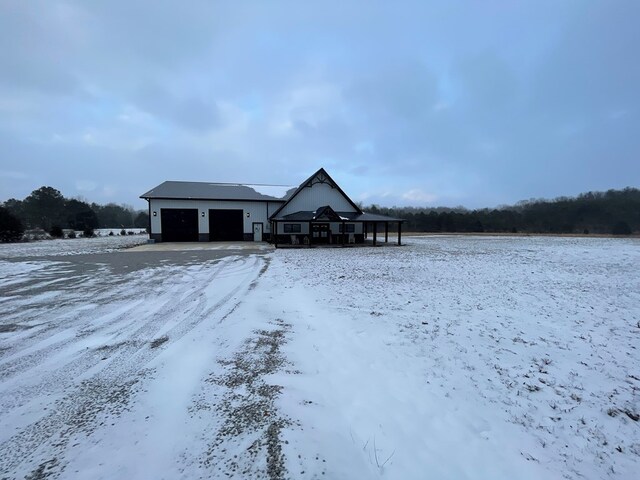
[0, 236, 638, 479]
[0, 235, 147, 259]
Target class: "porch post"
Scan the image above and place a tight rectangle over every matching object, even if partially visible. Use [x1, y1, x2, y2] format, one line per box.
[373, 223, 377, 246]
[385, 222, 389, 243]
[308, 221, 312, 247]
[398, 222, 402, 246]
[274, 221, 278, 248]
[342, 221, 346, 246]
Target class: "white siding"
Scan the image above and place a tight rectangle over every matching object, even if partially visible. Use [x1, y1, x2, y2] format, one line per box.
[278, 182, 357, 216]
[149, 199, 283, 235]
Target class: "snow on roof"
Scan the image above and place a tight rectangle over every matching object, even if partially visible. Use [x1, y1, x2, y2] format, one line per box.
[247, 184, 297, 199]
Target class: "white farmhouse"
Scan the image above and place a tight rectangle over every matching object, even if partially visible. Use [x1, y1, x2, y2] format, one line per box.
[140, 168, 403, 246]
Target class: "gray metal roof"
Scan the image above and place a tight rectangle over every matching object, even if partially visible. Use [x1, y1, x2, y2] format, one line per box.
[140, 181, 290, 202]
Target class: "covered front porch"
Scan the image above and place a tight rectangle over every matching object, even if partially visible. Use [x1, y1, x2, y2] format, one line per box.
[270, 206, 404, 248]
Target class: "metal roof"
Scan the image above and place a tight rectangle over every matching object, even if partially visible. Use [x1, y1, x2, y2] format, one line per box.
[140, 181, 290, 202]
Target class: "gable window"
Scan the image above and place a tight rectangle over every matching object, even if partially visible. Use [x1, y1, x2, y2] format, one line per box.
[339, 223, 355, 233]
[284, 224, 301, 233]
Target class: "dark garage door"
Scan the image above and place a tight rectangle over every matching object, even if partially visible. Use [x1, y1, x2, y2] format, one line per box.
[209, 209, 244, 241]
[160, 208, 198, 242]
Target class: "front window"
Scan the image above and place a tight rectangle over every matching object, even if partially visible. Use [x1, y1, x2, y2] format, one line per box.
[284, 224, 301, 233]
[339, 223, 355, 233]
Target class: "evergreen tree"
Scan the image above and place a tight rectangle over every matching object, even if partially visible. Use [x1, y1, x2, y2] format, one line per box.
[22, 187, 65, 230]
[0, 207, 24, 242]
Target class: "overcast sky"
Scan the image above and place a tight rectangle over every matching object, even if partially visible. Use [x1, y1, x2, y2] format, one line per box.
[1, 1, 638, 210]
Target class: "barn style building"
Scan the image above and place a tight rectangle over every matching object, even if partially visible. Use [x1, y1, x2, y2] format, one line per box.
[140, 168, 403, 246]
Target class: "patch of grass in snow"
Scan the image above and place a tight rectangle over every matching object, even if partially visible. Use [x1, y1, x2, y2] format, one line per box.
[149, 335, 169, 349]
[199, 319, 293, 479]
[95, 340, 129, 351]
[0, 322, 36, 333]
[607, 407, 640, 422]
[24, 456, 61, 480]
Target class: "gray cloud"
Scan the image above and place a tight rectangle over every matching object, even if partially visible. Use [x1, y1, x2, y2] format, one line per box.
[134, 83, 220, 132]
[0, 0, 638, 209]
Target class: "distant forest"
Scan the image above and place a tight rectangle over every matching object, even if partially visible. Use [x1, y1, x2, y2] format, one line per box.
[0, 186, 148, 241]
[1, 185, 638, 242]
[365, 187, 639, 235]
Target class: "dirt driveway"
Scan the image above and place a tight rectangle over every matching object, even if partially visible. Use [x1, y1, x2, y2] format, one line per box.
[0, 241, 288, 479]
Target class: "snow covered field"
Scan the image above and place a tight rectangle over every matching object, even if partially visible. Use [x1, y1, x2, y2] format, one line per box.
[0, 235, 147, 259]
[0, 236, 638, 479]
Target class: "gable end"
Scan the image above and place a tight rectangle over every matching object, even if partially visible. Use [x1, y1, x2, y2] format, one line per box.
[270, 168, 362, 219]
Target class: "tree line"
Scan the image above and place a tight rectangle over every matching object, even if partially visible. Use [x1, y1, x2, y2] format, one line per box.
[2, 185, 638, 243]
[366, 187, 639, 235]
[1, 186, 149, 242]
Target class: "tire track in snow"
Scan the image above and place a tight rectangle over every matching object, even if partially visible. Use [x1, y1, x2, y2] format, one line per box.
[0, 253, 266, 479]
[0, 256, 244, 414]
[0, 254, 241, 368]
[0, 266, 172, 386]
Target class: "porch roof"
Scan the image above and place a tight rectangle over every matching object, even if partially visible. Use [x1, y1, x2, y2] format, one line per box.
[272, 210, 404, 223]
